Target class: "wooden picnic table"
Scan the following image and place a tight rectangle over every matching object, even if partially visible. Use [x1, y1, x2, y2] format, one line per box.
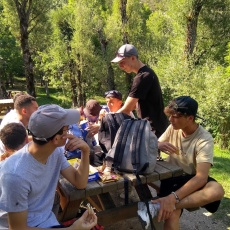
[57, 160, 183, 227]
[0, 99, 14, 119]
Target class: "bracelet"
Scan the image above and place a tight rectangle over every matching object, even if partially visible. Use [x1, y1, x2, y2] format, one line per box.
[171, 191, 180, 203]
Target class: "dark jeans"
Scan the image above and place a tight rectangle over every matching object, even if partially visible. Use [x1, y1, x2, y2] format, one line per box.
[159, 174, 221, 213]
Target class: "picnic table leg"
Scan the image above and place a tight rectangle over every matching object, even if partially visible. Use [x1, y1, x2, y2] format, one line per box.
[57, 183, 83, 222]
[88, 192, 116, 211]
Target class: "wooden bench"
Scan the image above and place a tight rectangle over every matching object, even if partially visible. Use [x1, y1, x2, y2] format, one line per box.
[57, 161, 183, 228]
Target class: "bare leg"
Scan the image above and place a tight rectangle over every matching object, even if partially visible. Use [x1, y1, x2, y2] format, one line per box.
[176, 181, 224, 210]
[164, 209, 181, 230]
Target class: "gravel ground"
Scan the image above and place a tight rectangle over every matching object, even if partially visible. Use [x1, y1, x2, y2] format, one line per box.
[102, 188, 228, 230]
[104, 207, 227, 230]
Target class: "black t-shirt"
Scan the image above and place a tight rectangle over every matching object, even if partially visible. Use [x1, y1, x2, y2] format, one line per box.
[128, 65, 168, 137]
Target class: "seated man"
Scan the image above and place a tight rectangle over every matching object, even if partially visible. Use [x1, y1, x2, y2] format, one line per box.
[0, 104, 97, 229]
[152, 96, 224, 230]
[0, 94, 38, 155]
[0, 122, 28, 162]
[104, 90, 123, 113]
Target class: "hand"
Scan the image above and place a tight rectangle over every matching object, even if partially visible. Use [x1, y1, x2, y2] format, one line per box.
[70, 210, 97, 230]
[158, 142, 178, 155]
[86, 124, 100, 138]
[63, 134, 90, 153]
[99, 109, 108, 120]
[151, 194, 177, 222]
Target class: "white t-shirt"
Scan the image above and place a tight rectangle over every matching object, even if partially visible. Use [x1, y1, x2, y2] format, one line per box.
[0, 110, 18, 130]
[0, 110, 24, 155]
[158, 124, 213, 175]
[0, 144, 70, 228]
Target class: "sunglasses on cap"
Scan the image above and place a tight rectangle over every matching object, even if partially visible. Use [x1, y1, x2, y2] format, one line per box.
[105, 90, 120, 97]
[168, 101, 188, 111]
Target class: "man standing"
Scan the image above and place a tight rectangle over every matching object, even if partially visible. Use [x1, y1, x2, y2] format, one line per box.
[152, 96, 224, 230]
[111, 44, 168, 138]
[0, 104, 97, 229]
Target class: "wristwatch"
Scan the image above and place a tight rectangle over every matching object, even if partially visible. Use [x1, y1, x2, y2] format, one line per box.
[171, 191, 180, 203]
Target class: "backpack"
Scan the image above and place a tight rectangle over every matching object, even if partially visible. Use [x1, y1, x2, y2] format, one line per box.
[106, 118, 158, 175]
[98, 113, 131, 153]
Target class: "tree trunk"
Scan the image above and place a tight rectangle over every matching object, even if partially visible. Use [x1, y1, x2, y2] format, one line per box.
[76, 54, 84, 107]
[97, 29, 115, 90]
[120, 0, 132, 93]
[14, 0, 36, 97]
[184, 0, 203, 61]
[0, 79, 8, 99]
[67, 45, 78, 107]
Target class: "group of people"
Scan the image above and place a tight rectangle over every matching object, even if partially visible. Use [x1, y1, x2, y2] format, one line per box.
[0, 44, 225, 230]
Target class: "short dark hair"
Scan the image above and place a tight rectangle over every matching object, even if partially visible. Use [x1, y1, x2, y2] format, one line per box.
[13, 92, 26, 103]
[14, 94, 36, 111]
[0, 123, 27, 151]
[32, 126, 65, 145]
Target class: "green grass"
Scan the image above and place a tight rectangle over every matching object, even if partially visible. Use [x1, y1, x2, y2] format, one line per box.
[210, 146, 230, 225]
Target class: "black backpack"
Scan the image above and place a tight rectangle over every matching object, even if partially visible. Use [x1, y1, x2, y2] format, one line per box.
[98, 113, 131, 153]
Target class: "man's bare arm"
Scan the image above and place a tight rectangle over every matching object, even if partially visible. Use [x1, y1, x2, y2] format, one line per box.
[8, 209, 97, 230]
[117, 96, 138, 115]
[61, 134, 90, 189]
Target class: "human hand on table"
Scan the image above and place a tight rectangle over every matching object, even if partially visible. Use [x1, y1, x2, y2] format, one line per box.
[69, 209, 97, 230]
[158, 142, 178, 155]
[63, 134, 90, 154]
[151, 194, 177, 222]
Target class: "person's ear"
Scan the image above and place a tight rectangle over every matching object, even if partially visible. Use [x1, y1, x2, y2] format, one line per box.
[188, 115, 194, 122]
[52, 135, 60, 145]
[21, 108, 27, 115]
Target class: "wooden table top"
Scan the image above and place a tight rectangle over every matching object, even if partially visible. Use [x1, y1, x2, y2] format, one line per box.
[58, 160, 183, 201]
[0, 99, 14, 104]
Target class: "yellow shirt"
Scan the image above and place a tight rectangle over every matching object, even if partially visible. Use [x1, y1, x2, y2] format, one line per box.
[158, 124, 213, 175]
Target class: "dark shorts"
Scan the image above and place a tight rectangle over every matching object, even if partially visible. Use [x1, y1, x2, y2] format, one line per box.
[51, 225, 66, 228]
[159, 174, 221, 213]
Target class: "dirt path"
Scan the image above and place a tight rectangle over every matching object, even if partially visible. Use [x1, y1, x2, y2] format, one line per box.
[102, 188, 227, 230]
[104, 208, 227, 230]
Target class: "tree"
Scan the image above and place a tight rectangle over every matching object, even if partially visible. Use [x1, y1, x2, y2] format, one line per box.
[3, 0, 58, 97]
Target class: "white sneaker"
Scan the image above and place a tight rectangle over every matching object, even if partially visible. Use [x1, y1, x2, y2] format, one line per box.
[137, 201, 160, 229]
[119, 188, 134, 199]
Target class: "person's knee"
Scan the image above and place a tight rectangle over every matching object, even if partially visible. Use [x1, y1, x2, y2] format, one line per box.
[164, 209, 181, 230]
[206, 181, 225, 200]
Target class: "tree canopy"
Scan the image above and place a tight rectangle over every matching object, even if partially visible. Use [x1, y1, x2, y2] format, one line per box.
[0, 0, 230, 148]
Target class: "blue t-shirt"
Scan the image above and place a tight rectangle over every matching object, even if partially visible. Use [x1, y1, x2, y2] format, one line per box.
[0, 143, 70, 228]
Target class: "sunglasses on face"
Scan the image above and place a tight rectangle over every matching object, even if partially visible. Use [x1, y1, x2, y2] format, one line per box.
[86, 116, 99, 123]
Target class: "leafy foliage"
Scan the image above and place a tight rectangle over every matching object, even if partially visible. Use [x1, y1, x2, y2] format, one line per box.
[0, 0, 230, 148]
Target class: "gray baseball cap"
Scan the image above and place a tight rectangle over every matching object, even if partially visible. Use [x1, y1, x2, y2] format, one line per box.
[28, 104, 80, 140]
[111, 44, 138, 63]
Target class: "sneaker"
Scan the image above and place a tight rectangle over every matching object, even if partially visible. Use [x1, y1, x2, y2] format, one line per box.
[119, 187, 134, 199]
[137, 201, 160, 229]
